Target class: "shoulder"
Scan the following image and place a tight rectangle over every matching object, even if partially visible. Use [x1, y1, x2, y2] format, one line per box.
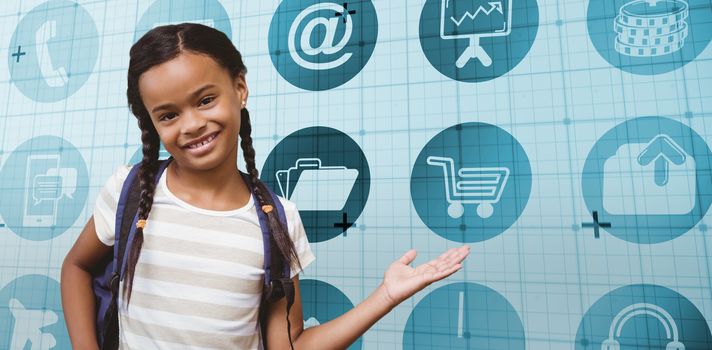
[274, 196, 303, 232]
[275, 196, 298, 215]
[103, 164, 134, 193]
[93, 164, 133, 246]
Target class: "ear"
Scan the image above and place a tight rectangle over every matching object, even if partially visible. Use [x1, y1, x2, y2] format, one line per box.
[233, 73, 249, 108]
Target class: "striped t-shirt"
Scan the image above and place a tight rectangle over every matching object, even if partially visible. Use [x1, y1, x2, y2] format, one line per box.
[93, 165, 316, 350]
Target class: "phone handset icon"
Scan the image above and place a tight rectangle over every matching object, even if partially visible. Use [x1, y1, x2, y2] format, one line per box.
[35, 20, 68, 87]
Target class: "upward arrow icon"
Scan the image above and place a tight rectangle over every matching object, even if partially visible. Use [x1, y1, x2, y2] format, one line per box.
[637, 135, 687, 186]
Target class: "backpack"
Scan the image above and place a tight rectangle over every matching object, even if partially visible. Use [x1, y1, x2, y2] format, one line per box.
[92, 158, 296, 350]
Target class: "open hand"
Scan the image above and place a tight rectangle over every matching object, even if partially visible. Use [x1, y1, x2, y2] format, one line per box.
[379, 245, 470, 307]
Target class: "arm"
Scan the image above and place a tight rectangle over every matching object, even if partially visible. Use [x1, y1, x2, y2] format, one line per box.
[265, 245, 470, 350]
[60, 216, 112, 350]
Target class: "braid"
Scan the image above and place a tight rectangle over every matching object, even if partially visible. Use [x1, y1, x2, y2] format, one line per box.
[123, 115, 161, 305]
[239, 108, 302, 274]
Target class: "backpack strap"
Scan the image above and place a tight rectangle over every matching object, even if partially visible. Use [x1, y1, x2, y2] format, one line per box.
[265, 192, 296, 350]
[100, 159, 171, 350]
[240, 172, 295, 350]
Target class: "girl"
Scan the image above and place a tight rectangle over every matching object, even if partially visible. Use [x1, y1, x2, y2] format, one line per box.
[61, 23, 470, 350]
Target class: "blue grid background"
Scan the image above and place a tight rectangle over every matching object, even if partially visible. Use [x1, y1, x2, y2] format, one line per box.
[0, 0, 710, 349]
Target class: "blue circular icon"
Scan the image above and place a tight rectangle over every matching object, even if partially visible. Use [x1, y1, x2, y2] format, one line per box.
[8, 0, 99, 102]
[261, 127, 370, 243]
[587, 0, 712, 75]
[0, 136, 89, 240]
[419, 0, 539, 83]
[300, 279, 362, 349]
[411, 123, 531, 243]
[134, 0, 232, 42]
[403, 282, 525, 349]
[268, 0, 379, 91]
[0, 275, 70, 349]
[582, 117, 712, 243]
[576, 284, 712, 349]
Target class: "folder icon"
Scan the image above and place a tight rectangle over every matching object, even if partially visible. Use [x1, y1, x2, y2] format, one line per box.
[276, 158, 358, 211]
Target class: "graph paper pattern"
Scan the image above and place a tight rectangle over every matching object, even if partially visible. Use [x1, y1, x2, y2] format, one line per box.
[0, 0, 710, 349]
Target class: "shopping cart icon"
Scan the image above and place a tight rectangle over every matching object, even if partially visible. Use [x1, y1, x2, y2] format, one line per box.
[427, 156, 510, 218]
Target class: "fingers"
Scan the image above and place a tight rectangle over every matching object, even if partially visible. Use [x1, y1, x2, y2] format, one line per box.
[433, 263, 462, 280]
[423, 261, 463, 283]
[399, 249, 417, 265]
[435, 246, 459, 261]
[437, 245, 470, 268]
[422, 245, 470, 275]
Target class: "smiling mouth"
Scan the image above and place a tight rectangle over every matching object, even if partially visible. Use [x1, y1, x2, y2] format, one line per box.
[184, 131, 219, 150]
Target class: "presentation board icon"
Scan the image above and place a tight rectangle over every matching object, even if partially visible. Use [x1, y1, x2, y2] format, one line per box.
[403, 282, 525, 349]
[420, 0, 538, 82]
[614, 0, 689, 57]
[133, 0, 232, 42]
[276, 158, 358, 212]
[0, 136, 88, 241]
[269, 0, 378, 91]
[441, 0, 512, 68]
[603, 134, 695, 215]
[0, 275, 70, 349]
[261, 127, 370, 243]
[8, 0, 99, 102]
[587, 0, 711, 74]
[411, 123, 531, 243]
[582, 117, 712, 244]
[576, 284, 712, 350]
[426, 156, 510, 218]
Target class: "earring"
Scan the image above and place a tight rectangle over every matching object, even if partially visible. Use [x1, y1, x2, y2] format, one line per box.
[241, 100, 246, 108]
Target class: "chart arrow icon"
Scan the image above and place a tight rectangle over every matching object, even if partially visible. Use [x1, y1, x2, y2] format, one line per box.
[489, 1, 503, 14]
[637, 135, 687, 186]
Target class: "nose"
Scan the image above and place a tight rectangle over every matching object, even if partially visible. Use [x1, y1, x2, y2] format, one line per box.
[180, 109, 207, 135]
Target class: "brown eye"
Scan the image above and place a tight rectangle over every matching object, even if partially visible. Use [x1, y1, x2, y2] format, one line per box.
[160, 112, 177, 121]
[199, 96, 215, 106]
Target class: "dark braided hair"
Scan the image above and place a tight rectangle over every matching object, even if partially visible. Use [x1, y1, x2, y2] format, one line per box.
[124, 23, 301, 306]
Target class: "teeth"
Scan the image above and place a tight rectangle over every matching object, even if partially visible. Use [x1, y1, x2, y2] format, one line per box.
[188, 134, 215, 149]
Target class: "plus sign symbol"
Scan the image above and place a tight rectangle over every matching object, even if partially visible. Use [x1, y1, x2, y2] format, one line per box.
[334, 2, 357, 23]
[11, 46, 26, 63]
[582, 210, 611, 239]
[333, 212, 354, 236]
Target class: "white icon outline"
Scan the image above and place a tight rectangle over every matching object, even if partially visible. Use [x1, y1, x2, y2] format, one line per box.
[440, 0, 513, 67]
[613, 0, 689, 57]
[35, 20, 68, 88]
[276, 158, 358, 211]
[601, 303, 685, 350]
[23, 155, 59, 227]
[427, 156, 510, 218]
[288, 3, 354, 70]
[602, 134, 695, 215]
[9, 298, 58, 350]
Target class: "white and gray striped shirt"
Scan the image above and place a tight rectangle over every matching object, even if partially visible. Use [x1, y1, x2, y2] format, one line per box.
[94, 165, 316, 350]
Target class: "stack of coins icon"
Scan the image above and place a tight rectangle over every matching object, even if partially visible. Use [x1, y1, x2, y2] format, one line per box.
[614, 0, 689, 57]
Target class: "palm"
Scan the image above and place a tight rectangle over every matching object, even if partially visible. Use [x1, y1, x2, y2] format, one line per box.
[380, 246, 470, 305]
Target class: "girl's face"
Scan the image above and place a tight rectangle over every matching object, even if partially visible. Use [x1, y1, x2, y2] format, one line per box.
[138, 52, 248, 171]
